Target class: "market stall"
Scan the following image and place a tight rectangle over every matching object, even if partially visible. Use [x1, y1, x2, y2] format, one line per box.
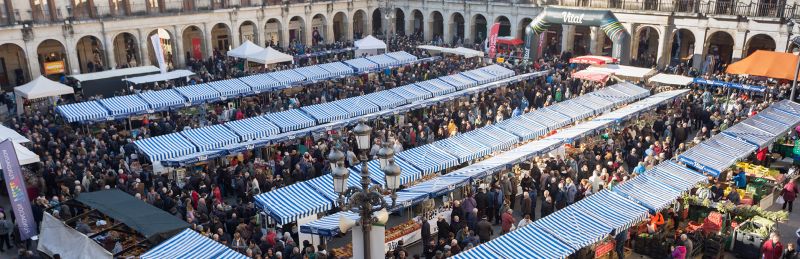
[354, 35, 387, 56]
[140, 228, 247, 259]
[14, 76, 75, 115]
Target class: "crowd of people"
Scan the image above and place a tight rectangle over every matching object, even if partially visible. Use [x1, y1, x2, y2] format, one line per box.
[1, 32, 797, 259]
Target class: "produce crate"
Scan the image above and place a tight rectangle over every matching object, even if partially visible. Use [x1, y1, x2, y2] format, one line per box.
[732, 216, 776, 259]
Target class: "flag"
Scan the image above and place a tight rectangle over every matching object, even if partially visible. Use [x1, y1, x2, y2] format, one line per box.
[0, 139, 37, 240]
[488, 23, 500, 59]
[151, 34, 167, 74]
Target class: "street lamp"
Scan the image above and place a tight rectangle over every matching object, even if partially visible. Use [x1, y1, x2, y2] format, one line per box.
[333, 119, 400, 259]
[786, 20, 795, 51]
[788, 20, 800, 101]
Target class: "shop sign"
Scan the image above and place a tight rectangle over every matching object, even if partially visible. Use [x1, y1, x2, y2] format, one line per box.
[44, 61, 65, 75]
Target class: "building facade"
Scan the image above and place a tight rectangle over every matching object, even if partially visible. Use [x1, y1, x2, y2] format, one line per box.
[0, 0, 794, 89]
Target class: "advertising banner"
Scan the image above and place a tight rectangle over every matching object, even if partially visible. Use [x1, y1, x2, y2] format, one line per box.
[191, 38, 202, 60]
[487, 23, 500, 59]
[43, 61, 65, 76]
[0, 139, 37, 240]
[151, 34, 167, 74]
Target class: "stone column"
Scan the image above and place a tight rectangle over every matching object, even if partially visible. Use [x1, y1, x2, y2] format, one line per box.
[230, 23, 241, 49]
[561, 25, 575, 52]
[445, 21, 454, 44]
[64, 36, 80, 74]
[138, 29, 151, 66]
[692, 31, 705, 69]
[172, 26, 185, 68]
[203, 22, 214, 58]
[731, 30, 748, 61]
[103, 32, 117, 69]
[23, 40, 41, 78]
[656, 26, 671, 69]
[589, 27, 600, 54]
[326, 20, 335, 44]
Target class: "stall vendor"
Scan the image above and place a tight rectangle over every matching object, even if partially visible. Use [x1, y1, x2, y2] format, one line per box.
[648, 212, 665, 233]
[732, 170, 747, 189]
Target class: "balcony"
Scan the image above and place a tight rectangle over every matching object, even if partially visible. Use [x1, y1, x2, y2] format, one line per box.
[558, 0, 799, 19]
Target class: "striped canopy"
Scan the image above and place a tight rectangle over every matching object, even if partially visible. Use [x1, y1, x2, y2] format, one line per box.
[478, 64, 516, 79]
[389, 84, 433, 102]
[401, 175, 469, 198]
[293, 66, 330, 81]
[433, 136, 491, 163]
[774, 99, 800, 116]
[677, 144, 735, 177]
[572, 190, 650, 234]
[383, 191, 429, 212]
[317, 62, 354, 76]
[135, 133, 197, 161]
[98, 95, 149, 116]
[450, 243, 503, 259]
[415, 79, 456, 96]
[550, 100, 596, 120]
[56, 101, 109, 123]
[743, 116, 789, 136]
[485, 226, 573, 259]
[722, 123, 778, 148]
[549, 120, 611, 143]
[463, 125, 518, 152]
[703, 134, 757, 160]
[610, 82, 650, 99]
[305, 172, 371, 203]
[526, 107, 573, 129]
[590, 87, 633, 106]
[266, 70, 305, 88]
[138, 89, 187, 111]
[395, 145, 459, 174]
[180, 124, 240, 152]
[161, 149, 227, 167]
[572, 94, 615, 114]
[362, 91, 407, 110]
[224, 116, 280, 141]
[449, 163, 499, 180]
[332, 96, 380, 118]
[239, 73, 280, 93]
[254, 182, 332, 224]
[366, 54, 400, 67]
[531, 204, 613, 250]
[174, 84, 221, 104]
[141, 229, 247, 259]
[385, 51, 418, 63]
[439, 74, 478, 90]
[299, 211, 360, 236]
[301, 102, 350, 123]
[495, 117, 548, 141]
[645, 161, 707, 192]
[207, 79, 252, 98]
[343, 58, 379, 72]
[264, 109, 317, 132]
[759, 107, 800, 126]
[460, 70, 494, 85]
[218, 138, 271, 155]
[360, 159, 422, 187]
[614, 175, 683, 212]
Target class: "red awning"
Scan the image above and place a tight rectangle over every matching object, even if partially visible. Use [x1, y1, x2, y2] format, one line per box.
[569, 55, 619, 65]
[497, 38, 524, 46]
[572, 69, 612, 82]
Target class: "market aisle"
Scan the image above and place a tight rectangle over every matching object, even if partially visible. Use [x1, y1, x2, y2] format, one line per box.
[770, 189, 800, 248]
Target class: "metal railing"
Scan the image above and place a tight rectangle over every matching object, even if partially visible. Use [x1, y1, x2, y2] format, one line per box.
[557, 0, 800, 18]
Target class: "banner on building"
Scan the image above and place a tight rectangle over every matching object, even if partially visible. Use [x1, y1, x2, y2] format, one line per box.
[191, 38, 202, 60]
[537, 31, 548, 59]
[488, 23, 501, 59]
[151, 34, 167, 74]
[43, 61, 65, 76]
[0, 139, 37, 240]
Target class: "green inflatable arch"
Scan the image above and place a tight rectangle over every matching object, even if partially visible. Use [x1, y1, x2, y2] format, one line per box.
[524, 7, 630, 63]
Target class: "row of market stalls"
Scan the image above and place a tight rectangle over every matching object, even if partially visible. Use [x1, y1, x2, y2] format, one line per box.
[130, 65, 521, 167]
[55, 51, 430, 124]
[37, 189, 246, 259]
[247, 83, 660, 253]
[453, 100, 800, 258]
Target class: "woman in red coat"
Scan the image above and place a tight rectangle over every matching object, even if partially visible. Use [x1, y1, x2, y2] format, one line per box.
[762, 233, 784, 259]
[783, 179, 799, 213]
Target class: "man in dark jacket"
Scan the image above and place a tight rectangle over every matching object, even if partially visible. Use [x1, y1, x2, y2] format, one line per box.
[475, 188, 488, 219]
[421, 218, 431, 246]
[436, 216, 450, 241]
[476, 216, 493, 243]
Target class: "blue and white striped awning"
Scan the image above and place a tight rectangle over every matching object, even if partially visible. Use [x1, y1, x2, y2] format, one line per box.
[525, 107, 573, 129]
[440, 74, 478, 90]
[434, 137, 491, 163]
[385, 51, 418, 63]
[774, 99, 800, 116]
[478, 64, 516, 79]
[218, 138, 271, 154]
[135, 133, 196, 161]
[366, 54, 400, 67]
[300, 211, 360, 236]
[360, 159, 422, 187]
[266, 70, 305, 88]
[175, 83, 221, 104]
[240, 73, 281, 93]
[645, 161, 708, 193]
[98, 95, 149, 117]
[401, 175, 469, 198]
[207, 79, 252, 99]
[332, 96, 380, 118]
[722, 122, 777, 148]
[703, 134, 758, 160]
[450, 242, 503, 259]
[317, 62, 355, 76]
[609, 82, 650, 99]
[759, 107, 800, 126]
[549, 100, 595, 120]
[383, 191, 429, 212]
[254, 182, 333, 224]
[224, 116, 280, 141]
[301, 102, 350, 123]
[293, 66, 331, 81]
[180, 124, 240, 152]
[572, 190, 650, 234]
[590, 87, 633, 106]
[614, 175, 682, 212]
[743, 116, 790, 136]
[677, 144, 736, 177]
[138, 89, 187, 111]
[56, 101, 109, 123]
[389, 84, 433, 103]
[362, 91, 407, 110]
[549, 120, 611, 143]
[532, 204, 613, 250]
[415, 79, 456, 96]
[141, 228, 247, 259]
[264, 109, 317, 132]
[160, 149, 227, 167]
[573, 94, 615, 114]
[495, 117, 548, 141]
[344, 58, 379, 72]
[305, 173, 370, 203]
[449, 163, 500, 180]
[484, 226, 573, 259]
[463, 125, 518, 152]
[396, 145, 460, 174]
[460, 70, 494, 85]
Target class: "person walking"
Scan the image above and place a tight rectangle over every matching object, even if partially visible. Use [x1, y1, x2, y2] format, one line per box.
[763, 232, 784, 259]
[476, 216, 493, 244]
[782, 179, 799, 213]
[0, 212, 12, 252]
[501, 209, 515, 234]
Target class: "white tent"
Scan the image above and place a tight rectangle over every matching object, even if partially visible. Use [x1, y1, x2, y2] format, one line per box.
[648, 73, 694, 86]
[585, 64, 656, 81]
[354, 35, 387, 56]
[248, 47, 294, 65]
[14, 76, 74, 100]
[227, 40, 265, 59]
[68, 66, 160, 82]
[0, 125, 30, 144]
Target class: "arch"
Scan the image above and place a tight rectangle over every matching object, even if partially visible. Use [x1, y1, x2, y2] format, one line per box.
[289, 16, 306, 45]
[371, 9, 383, 36]
[0, 43, 29, 88]
[539, 23, 562, 56]
[211, 23, 231, 53]
[517, 18, 533, 40]
[75, 35, 105, 73]
[239, 20, 258, 45]
[112, 32, 140, 68]
[744, 34, 776, 57]
[669, 28, 696, 65]
[333, 12, 348, 42]
[146, 28, 176, 70]
[429, 11, 444, 41]
[574, 25, 592, 55]
[705, 30, 735, 70]
[182, 25, 205, 63]
[412, 9, 424, 38]
[395, 8, 406, 36]
[523, 7, 631, 62]
[311, 13, 327, 45]
[353, 9, 367, 39]
[37, 39, 69, 77]
[495, 16, 511, 37]
[450, 12, 465, 44]
[264, 18, 282, 47]
[634, 26, 660, 67]
[471, 13, 487, 44]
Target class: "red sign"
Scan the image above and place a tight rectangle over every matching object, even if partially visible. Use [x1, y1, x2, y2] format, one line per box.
[595, 241, 615, 258]
[487, 23, 500, 59]
[537, 31, 548, 59]
[192, 38, 202, 60]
